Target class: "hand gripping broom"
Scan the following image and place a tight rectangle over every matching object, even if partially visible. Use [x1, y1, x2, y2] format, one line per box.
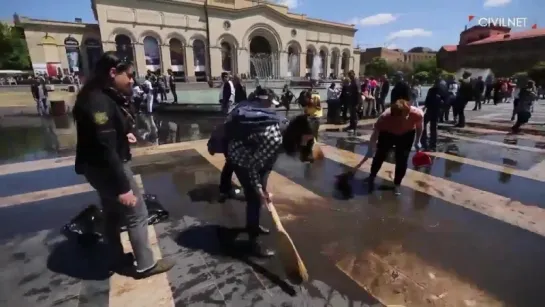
[263, 200, 309, 284]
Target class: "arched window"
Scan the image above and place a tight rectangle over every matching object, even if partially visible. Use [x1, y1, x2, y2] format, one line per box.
[143, 36, 161, 71]
[64, 37, 81, 74]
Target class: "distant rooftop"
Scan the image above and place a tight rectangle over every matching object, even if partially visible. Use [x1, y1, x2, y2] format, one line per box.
[467, 28, 545, 45]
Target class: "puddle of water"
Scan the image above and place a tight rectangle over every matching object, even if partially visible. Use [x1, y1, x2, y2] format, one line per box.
[272, 153, 545, 306]
[439, 127, 545, 150]
[434, 135, 545, 170]
[319, 133, 545, 207]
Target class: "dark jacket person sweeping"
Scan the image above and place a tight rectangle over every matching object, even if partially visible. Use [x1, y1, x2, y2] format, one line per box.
[73, 51, 174, 279]
[218, 99, 315, 257]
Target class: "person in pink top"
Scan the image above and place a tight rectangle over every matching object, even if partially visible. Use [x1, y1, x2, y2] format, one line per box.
[364, 99, 424, 195]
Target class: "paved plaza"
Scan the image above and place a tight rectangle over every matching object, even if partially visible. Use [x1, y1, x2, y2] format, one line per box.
[1, 109, 545, 306]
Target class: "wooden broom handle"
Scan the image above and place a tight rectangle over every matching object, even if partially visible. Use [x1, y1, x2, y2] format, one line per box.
[264, 201, 285, 233]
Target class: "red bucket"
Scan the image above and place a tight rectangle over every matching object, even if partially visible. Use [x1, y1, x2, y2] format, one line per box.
[412, 151, 432, 167]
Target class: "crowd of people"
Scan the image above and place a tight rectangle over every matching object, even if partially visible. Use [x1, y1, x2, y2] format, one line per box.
[67, 49, 542, 277]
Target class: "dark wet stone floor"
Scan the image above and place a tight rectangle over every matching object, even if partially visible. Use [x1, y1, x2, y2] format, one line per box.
[1, 112, 545, 306]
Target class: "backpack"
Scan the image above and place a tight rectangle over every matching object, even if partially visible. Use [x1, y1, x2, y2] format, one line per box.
[158, 77, 166, 89]
[142, 82, 150, 94]
[207, 106, 287, 155]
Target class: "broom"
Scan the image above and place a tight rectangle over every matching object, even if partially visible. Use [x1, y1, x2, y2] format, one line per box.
[311, 141, 324, 161]
[263, 200, 309, 284]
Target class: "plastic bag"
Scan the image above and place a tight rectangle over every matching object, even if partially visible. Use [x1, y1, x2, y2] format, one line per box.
[62, 194, 169, 245]
[61, 204, 105, 245]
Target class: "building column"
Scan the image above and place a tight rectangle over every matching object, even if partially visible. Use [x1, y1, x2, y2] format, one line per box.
[80, 48, 90, 77]
[300, 51, 307, 77]
[161, 44, 171, 75]
[134, 43, 147, 77]
[185, 46, 195, 82]
[279, 51, 288, 79]
[102, 41, 116, 52]
[238, 49, 249, 78]
[330, 55, 339, 77]
[323, 54, 330, 77]
[210, 46, 223, 77]
[352, 55, 360, 76]
[58, 46, 69, 74]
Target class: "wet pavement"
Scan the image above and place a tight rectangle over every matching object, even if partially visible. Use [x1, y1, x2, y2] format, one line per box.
[1, 112, 545, 306]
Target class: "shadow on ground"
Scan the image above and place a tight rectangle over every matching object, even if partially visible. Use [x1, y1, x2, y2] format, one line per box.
[46, 239, 112, 281]
[175, 224, 297, 296]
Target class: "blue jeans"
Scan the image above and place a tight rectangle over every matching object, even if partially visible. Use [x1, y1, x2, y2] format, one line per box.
[232, 165, 271, 239]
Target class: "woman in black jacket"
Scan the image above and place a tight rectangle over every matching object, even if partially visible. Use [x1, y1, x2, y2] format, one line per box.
[73, 52, 174, 279]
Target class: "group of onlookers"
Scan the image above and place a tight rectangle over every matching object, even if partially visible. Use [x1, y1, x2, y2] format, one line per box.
[131, 70, 177, 113]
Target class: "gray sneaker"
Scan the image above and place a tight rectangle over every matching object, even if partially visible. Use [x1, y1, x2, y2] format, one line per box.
[393, 185, 401, 196]
[134, 259, 174, 279]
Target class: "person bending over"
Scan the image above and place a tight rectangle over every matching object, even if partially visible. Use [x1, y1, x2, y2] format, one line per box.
[365, 99, 424, 195]
[226, 113, 314, 257]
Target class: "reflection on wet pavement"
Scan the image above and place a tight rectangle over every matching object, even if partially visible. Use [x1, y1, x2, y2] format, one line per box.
[273, 147, 545, 306]
[319, 131, 545, 208]
[2, 112, 545, 306]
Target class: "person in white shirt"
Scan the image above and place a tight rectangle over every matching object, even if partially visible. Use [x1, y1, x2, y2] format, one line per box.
[143, 76, 154, 113]
[132, 82, 144, 113]
[219, 72, 235, 114]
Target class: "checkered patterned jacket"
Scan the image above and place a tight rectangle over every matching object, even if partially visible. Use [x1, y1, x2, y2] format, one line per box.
[227, 123, 282, 190]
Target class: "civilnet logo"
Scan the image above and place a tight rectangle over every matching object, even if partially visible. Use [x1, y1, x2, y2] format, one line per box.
[468, 15, 537, 29]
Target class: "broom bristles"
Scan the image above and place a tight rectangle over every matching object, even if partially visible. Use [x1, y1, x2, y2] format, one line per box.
[276, 229, 309, 284]
[312, 144, 324, 161]
[266, 201, 309, 284]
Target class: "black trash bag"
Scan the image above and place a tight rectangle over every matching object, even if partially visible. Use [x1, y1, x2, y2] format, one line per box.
[61, 204, 105, 246]
[120, 194, 170, 231]
[62, 194, 169, 245]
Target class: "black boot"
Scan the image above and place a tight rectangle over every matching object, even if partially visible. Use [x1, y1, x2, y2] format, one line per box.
[248, 239, 275, 258]
[246, 225, 270, 235]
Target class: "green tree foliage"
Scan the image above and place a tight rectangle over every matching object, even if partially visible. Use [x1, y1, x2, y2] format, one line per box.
[413, 58, 436, 74]
[413, 71, 430, 82]
[528, 62, 545, 85]
[364, 57, 389, 77]
[0, 22, 31, 70]
[388, 61, 414, 77]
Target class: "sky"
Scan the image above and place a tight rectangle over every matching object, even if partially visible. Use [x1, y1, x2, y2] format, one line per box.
[1, 0, 540, 51]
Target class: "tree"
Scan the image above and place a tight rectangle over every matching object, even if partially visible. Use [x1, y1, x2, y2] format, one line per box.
[364, 57, 389, 77]
[0, 22, 31, 70]
[528, 62, 545, 85]
[413, 71, 430, 83]
[413, 58, 436, 74]
[388, 61, 414, 77]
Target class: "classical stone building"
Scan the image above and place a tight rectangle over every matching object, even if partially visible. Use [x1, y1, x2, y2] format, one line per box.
[359, 47, 436, 75]
[437, 25, 545, 77]
[15, 0, 359, 81]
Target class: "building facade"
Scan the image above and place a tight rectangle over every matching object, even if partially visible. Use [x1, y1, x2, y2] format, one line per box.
[437, 25, 545, 77]
[359, 47, 436, 75]
[15, 0, 359, 81]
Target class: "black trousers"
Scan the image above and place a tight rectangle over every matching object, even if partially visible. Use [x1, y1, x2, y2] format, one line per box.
[370, 130, 415, 185]
[159, 88, 167, 101]
[421, 111, 438, 148]
[473, 94, 482, 110]
[454, 100, 468, 126]
[376, 97, 386, 114]
[512, 111, 530, 133]
[348, 103, 359, 129]
[219, 160, 234, 194]
[171, 86, 178, 103]
[301, 116, 320, 159]
[232, 164, 272, 240]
